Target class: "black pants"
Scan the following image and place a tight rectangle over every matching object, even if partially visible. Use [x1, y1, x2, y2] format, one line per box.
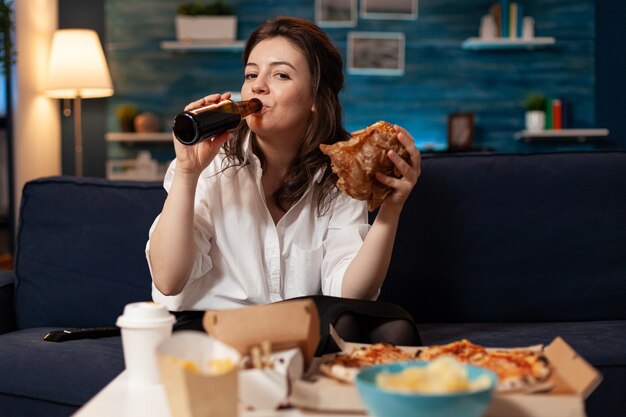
[172, 295, 421, 356]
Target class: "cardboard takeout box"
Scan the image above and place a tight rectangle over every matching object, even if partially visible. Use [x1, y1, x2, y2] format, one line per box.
[485, 337, 602, 417]
[202, 298, 320, 369]
[156, 331, 241, 417]
[291, 329, 602, 417]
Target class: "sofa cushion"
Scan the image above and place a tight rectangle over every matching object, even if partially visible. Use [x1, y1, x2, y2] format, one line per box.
[380, 151, 626, 323]
[0, 394, 77, 417]
[14, 177, 166, 329]
[0, 328, 124, 406]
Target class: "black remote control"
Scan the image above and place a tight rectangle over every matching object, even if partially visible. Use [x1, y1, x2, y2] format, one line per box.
[43, 327, 120, 342]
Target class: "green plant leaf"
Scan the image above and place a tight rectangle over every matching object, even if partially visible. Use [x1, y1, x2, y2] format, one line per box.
[176, 1, 235, 16]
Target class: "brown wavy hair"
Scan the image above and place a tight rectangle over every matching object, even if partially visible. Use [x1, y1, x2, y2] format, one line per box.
[222, 16, 349, 215]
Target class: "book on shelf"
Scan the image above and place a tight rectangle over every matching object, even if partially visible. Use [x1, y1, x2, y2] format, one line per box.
[490, 1, 526, 39]
[516, 3, 524, 38]
[509, 3, 518, 38]
[545, 95, 552, 130]
[489, 3, 502, 37]
[561, 99, 570, 129]
[552, 99, 562, 130]
[500, 0, 509, 38]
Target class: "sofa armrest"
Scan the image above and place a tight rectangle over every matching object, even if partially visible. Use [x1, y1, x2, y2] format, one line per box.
[0, 270, 17, 334]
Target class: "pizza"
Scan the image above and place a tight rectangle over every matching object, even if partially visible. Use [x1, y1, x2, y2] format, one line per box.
[319, 339, 552, 393]
[320, 121, 410, 211]
[415, 339, 552, 392]
[319, 343, 417, 384]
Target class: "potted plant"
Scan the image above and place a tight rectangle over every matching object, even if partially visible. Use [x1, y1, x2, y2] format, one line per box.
[116, 104, 139, 132]
[175, 1, 237, 42]
[523, 93, 546, 132]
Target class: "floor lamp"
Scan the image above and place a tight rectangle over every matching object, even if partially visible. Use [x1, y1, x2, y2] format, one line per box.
[45, 29, 114, 177]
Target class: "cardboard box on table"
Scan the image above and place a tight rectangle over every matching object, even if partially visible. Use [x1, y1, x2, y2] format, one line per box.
[156, 332, 241, 417]
[204, 299, 320, 410]
[203, 298, 320, 369]
[156, 299, 320, 416]
[291, 327, 602, 417]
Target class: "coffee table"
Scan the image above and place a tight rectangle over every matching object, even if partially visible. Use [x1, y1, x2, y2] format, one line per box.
[73, 370, 367, 417]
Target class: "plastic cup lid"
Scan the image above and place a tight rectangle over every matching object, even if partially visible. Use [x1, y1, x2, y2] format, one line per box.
[116, 302, 175, 329]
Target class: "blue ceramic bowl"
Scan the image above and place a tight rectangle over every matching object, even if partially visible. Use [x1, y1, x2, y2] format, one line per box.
[355, 361, 497, 417]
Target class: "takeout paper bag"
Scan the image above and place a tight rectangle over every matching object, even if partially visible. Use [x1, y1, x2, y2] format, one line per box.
[203, 298, 320, 369]
[240, 347, 304, 410]
[156, 331, 240, 417]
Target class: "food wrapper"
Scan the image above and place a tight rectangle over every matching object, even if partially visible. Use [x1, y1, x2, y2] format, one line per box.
[156, 331, 241, 417]
[240, 347, 304, 411]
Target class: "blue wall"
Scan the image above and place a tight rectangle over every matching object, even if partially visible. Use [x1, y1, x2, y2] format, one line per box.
[105, 0, 597, 160]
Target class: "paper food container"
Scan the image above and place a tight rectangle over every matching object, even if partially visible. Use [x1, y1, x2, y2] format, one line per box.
[156, 331, 241, 417]
[291, 329, 602, 417]
[202, 298, 320, 369]
[239, 347, 304, 410]
[485, 337, 602, 417]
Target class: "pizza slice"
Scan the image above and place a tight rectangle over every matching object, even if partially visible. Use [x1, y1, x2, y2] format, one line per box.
[319, 339, 553, 393]
[319, 343, 417, 384]
[416, 340, 553, 393]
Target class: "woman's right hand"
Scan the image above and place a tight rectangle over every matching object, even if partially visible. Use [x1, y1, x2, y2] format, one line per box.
[173, 92, 233, 176]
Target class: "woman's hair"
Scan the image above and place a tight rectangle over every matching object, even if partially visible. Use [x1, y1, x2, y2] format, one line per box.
[223, 16, 350, 215]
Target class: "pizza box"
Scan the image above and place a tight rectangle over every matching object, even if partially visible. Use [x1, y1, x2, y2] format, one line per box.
[486, 336, 602, 417]
[291, 328, 602, 417]
[202, 298, 320, 369]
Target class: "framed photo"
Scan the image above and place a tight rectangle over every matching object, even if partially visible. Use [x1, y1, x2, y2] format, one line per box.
[347, 32, 405, 76]
[316, 0, 357, 28]
[447, 113, 475, 151]
[361, 0, 418, 20]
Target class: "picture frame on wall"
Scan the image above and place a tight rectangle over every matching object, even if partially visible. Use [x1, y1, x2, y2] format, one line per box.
[315, 0, 357, 28]
[447, 112, 475, 151]
[347, 32, 405, 76]
[361, 0, 418, 20]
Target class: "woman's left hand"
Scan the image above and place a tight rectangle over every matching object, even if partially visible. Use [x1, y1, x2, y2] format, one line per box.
[375, 125, 421, 209]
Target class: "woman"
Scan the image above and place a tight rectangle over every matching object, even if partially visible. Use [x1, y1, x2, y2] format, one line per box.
[147, 17, 421, 352]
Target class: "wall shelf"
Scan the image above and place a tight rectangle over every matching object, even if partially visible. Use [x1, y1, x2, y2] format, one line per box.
[106, 159, 167, 182]
[515, 129, 609, 143]
[105, 132, 172, 143]
[461, 37, 556, 50]
[160, 40, 245, 51]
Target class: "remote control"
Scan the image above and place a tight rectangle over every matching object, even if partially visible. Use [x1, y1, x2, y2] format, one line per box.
[43, 327, 120, 342]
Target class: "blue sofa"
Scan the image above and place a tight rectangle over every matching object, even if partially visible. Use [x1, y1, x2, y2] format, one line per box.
[1, 151, 625, 417]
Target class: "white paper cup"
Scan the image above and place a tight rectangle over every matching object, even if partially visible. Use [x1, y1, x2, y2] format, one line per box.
[116, 302, 175, 387]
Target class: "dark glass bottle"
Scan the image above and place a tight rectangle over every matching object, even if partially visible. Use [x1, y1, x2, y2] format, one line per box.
[172, 98, 262, 145]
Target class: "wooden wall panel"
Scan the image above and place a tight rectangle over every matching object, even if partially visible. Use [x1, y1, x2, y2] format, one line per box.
[105, 0, 595, 157]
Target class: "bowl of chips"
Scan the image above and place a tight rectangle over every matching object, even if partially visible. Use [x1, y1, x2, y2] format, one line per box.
[354, 356, 497, 417]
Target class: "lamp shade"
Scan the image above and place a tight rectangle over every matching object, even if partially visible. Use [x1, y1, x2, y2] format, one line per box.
[45, 29, 114, 99]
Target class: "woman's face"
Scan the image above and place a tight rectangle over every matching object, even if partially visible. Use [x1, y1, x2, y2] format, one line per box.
[241, 37, 315, 141]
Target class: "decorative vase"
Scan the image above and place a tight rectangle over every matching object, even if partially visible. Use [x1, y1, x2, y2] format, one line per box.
[175, 15, 237, 41]
[134, 112, 160, 133]
[525, 110, 545, 132]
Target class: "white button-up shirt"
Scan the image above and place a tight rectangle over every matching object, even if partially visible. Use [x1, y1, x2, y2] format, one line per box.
[146, 138, 370, 311]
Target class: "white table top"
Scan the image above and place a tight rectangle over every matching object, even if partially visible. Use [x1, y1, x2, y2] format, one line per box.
[73, 371, 366, 417]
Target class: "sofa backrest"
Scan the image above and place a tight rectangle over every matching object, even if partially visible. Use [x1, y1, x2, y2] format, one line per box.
[379, 151, 626, 323]
[15, 176, 166, 329]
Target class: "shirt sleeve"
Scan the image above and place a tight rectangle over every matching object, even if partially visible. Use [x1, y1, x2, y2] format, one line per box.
[145, 160, 215, 309]
[320, 193, 371, 298]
